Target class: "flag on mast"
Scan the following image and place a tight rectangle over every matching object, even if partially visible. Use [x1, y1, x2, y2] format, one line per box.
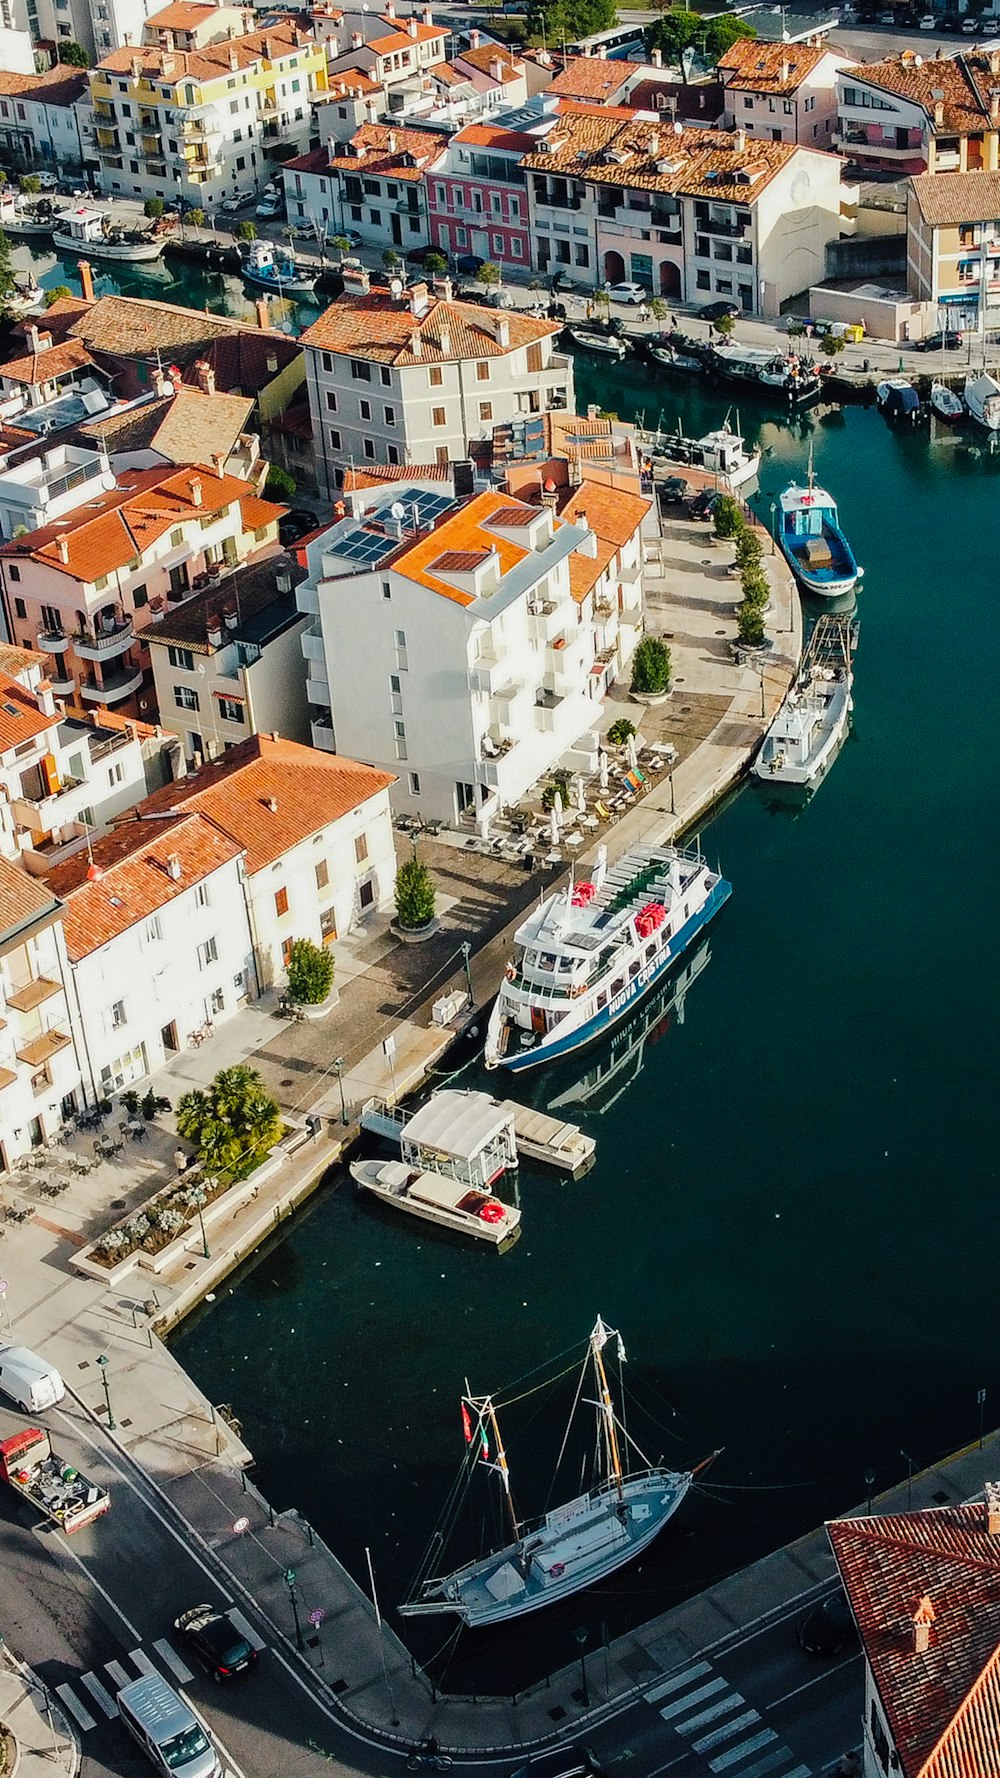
[461, 1402, 473, 1444]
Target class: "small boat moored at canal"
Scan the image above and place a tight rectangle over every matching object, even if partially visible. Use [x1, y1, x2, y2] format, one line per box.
[349, 1157, 520, 1245]
[876, 378, 921, 422]
[776, 452, 861, 599]
[753, 613, 856, 787]
[51, 206, 164, 262]
[964, 371, 1000, 431]
[709, 344, 821, 405]
[239, 238, 317, 298]
[646, 338, 703, 375]
[399, 1316, 712, 1627]
[485, 842, 731, 1072]
[654, 417, 760, 489]
[931, 382, 965, 422]
[565, 327, 629, 359]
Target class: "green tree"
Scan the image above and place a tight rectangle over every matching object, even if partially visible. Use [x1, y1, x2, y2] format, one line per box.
[19, 174, 41, 195]
[265, 463, 296, 500]
[394, 857, 436, 930]
[712, 493, 744, 540]
[0, 229, 15, 314]
[734, 526, 763, 573]
[479, 260, 502, 288]
[649, 296, 668, 324]
[285, 936, 334, 1005]
[235, 220, 256, 243]
[740, 564, 770, 608]
[785, 317, 806, 339]
[382, 247, 401, 272]
[630, 634, 672, 695]
[820, 331, 846, 360]
[715, 312, 737, 339]
[186, 207, 205, 230]
[607, 716, 636, 747]
[737, 600, 766, 647]
[143, 196, 164, 220]
[526, 0, 616, 45]
[644, 8, 754, 79]
[331, 234, 351, 255]
[44, 284, 73, 308]
[56, 39, 90, 65]
[423, 249, 448, 275]
[177, 1065, 283, 1178]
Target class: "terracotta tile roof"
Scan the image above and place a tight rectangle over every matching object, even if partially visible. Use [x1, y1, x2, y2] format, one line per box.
[909, 166, 1000, 225]
[49, 811, 244, 960]
[433, 63, 468, 87]
[829, 1502, 1000, 1778]
[452, 120, 541, 151]
[146, 387, 255, 466]
[368, 20, 444, 51]
[327, 122, 444, 181]
[326, 69, 380, 95]
[96, 19, 314, 83]
[67, 296, 301, 392]
[145, 1, 220, 27]
[116, 734, 394, 876]
[239, 492, 284, 531]
[24, 66, 89, 106]
[568, 531, 616, 602]
[13, 296, 90, 344]
[284, 145, 332, 173]
[626, 78, 724, 120]
[0, 71, 43, 96]
[301, 287, 557, 365]
[546, 56, 640, 101]
[143, 548, 304, 652]
[0, 338, 95, 387]
[485, 502, 538, 527]
[0, 643, 46, 678]
[342, 462, 452, 489]
[520, 112, 802, 202]
[0, 670, 58, 753]
[431, 547, 490, 572]
[456, 43, 523, 79]
[849, 50, 1000, 134]
[718, 37, 828, 93]
[0, 856, 62, 945]
[391, 487, 539, 603]
[559, 480, 650, 549]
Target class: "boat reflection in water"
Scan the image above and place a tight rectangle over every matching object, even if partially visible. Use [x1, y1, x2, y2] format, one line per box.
[517, 940, 713, 1119]
[753, 726, 850, 820]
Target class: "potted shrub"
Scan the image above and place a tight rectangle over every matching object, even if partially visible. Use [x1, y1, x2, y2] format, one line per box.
[393, 857, 437, 941]
[712, 494, 744, 542]
[630, 635, 672, 705]
[177, 1065, 283, 1179]
[737, 600, 766, 648]
[735, 528, 763, 574]
[285, 935, 336, 1017]
[607, 717, 636, 748]
[740, 564, 771, 609]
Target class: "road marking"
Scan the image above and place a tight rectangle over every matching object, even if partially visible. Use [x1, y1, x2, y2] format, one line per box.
[771, 1654, 862, 1710]
[646, 1662, 713, 1704]
[675, 1694, 748, 1734]
[692, 1710, 760, 1754]
[154, 1639, 194, 1683]
[737, 1752, 799, 1778]
[52, 1532, 142, 1643]
[781, 1767, 812, 1778]
[129, 1650, 158, 1678]
[80, 1672, 118, 1718]
[105, 1659, 131, 1690]
[55, 1684, 96, 1732]
[227, 1607, 266, 1652]
[710, 1729, 779, 1773]
[660, 1678, 729, 1720]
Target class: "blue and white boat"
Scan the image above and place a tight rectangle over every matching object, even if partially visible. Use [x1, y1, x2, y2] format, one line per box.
[484, 842, 730, 1072]
[776, 455, 861, 599]
[239, 238, 316, 299]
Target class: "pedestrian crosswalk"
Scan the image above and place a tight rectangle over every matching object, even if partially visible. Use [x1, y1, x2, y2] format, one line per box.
[644, 1658, 811, 1778]
[55, 1642, 196, 1733]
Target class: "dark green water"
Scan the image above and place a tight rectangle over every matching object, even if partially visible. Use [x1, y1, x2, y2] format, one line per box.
[159, 350, 1000, 1691]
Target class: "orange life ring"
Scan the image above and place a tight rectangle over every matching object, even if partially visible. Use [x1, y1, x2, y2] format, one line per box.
[479, 1201, 506, 1224]
[550, 1562, 565, 1578]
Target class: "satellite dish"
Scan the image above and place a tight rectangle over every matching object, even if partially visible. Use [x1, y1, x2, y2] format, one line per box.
[390, 277, 404, 295]
[390, 501, 406, 518]
[673, 120, 683, 135]
[914, 51, 923, 62]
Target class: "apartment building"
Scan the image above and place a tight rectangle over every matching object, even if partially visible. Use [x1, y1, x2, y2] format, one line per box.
[449, 40, 528, 112]
[124, 733, 396, 990]
[0, 68, 89, 174]
[298, 483, 617, 826]
[49, 808, 250, 1099]
[300, 273, 573, 498]
[311, 72, 381, 147]
[0, 325, 107, 411]
[325, 3, 447, 90]
[0, 463, 284, 718]
[285, 123, 440, 252]
[521, 112, 847, 316]
[88, 14, 327, 207]
[0, 856, 80, 1165]
[837, 48, 1000, 177]
[428, 119, 538, 268]
[0, 441, 116, 541]
[907, 167, 1000, 327]
[718, 37, 850, 150]
[144, 550, 311, 764]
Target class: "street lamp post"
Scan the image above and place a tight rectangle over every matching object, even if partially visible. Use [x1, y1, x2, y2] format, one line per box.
[979, 1387, 988, 1450]
[769, 500, 777, 556]
[461, 940, 474, 1008]
[96, 1353, 115, 1429]
[901, 1449, 916, 1512]
[333, 1057, 348, 1125]
[284, 1567, 304, 1650]
[865, 1468, 875, 1515]
[190, 1185, 209, 1259]
[574, 1626, 590, 1708]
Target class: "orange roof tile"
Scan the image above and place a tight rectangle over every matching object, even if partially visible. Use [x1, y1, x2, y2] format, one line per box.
[520, 111, 804, 202]
[239, 492, 285, 532]
[0, 856, 62, 944]
[547, 56, 640, 100]
[0, 670, 58, 753]
[568, 532, 616, 602]
[301, 287, 557, 366]
[144, 1, 219, 27]
[453, 121, 540, 151]
[327, 122, 444, 181]
[848, 49, 1000, 135]
[49, 812, 245, 960]
[456, 43, 523, 79]
[368, 19, 444, 51]
[0, 338, 95, 387]
[114, 734, 394, 876]
[390, 488, 539, 604]
[559, 480, 650, 549]
[342, 462, 452, 490]
[718, 37, 829, 93]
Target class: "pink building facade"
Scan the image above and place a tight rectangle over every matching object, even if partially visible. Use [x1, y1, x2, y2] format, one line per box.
[428, 123, 535, 269]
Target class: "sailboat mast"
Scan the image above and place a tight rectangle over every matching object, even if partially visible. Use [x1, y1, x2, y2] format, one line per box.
[591, 1326, 624, 1502]
[483, 1395, 521, 1543]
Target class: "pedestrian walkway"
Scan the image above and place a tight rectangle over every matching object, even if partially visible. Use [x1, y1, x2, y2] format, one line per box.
[0, 1645, 78, 1778]
[644, 1660, 810, 1778]
[52, 1622, 263, 1741]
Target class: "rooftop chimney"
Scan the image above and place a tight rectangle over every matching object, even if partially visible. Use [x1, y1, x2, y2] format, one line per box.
[409, 279, 430, 317]
[351, 28, 362, 46]
[990, 49, 1000, 74]
[439, 273, 453, 302]
[229, 43, 240, 68]
[408, 15, 418, 33]
[423, 2, 432, 19]
[78, 258, 95, 303]
[986, 1483, 1000, 1534]
[780, 55, 790, 81]
[36, 679, 56, 717]
[166, 852, 182, 880]
[490, 55, 504, 79]
[131, 53, 142, 76]
[26, 324, 49, 356]
[647, 127, 660, 155]
[387, 127, 397, 152]
[470, 28, 480, 48]
[651, 45, 662, 66]
[56, 535, 69, 564]
[223, 604, 238, 630]
[438, 325, 451, 354]
[990, 86, 1000, 123]
[934, 99, 945, 124]
[385, 0, 395, 14]
[207, 614, 223, 646]
[256, 296, 269, 329]
[734, 125, 747, 152]
[211, 451, 226, 478]
[194, 358, 216, 397]
[264, 794, 278, 812]
[495, 315, 510, 347]
[409, 328, 422, 356]
[912, 1597, 935, 1655]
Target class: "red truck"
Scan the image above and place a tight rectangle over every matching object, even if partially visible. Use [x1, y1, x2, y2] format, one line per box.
[0, 1427, 110, 1532]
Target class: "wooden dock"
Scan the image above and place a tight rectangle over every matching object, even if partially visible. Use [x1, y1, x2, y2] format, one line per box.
[359, 1091, 595, 1178]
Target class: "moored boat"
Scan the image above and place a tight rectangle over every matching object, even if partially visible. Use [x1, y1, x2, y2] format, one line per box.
[239, 238, 316, 298]
[876, 378, 921, 421]
[931, 381, 965, 422]
[565, 327, 629, 359]
[709, 344, 820, 404]
[485, 841, 730, 1072]
[753, 613, 856, 787]
[647, 339, 702, 374]
[655, 416, 760, 489]
[51, 206, 163, 262]
[964, 371, 1000, 431]
[776, 451, 861, 598]
[349, 1157, 520, 1244]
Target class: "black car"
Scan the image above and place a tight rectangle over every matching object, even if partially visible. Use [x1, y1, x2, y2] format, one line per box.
[798, 1590, 856, 1657]
[661, 475, 690, 502]
[509, 1748, 605, 1778]
[915, 329, 963, 351]
[174, 1605, 258, 1680]
[455, 285, 491, 306]
[455, 252, 485, 276]
[278, 508, 319, 547]
[688, 487, 723, 520]
[699, 299, 740, 322]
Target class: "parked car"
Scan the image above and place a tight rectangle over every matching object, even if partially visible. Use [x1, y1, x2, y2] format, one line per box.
[916, 329, 963, 350]
[688, 487, 723, 520]
[278, 509, 320, 547]
[918, 11, 937, 23]
[36, 171, 59, 190]
[406, 244, 448, 266]
[218, 194, 247, 215]
[699, 299, 740, 321]
[962, 12, 980, 26]
[173, 1606, 258, 1681]
[341, 228, 363, 249]
[604, 280, 651, 305]
[455, 285, 491, 306]
[660, 475, 690, 502]
[255, 194, 282, 219]
[798, 1589, 856, 1657]
[455, 252, 485, 275]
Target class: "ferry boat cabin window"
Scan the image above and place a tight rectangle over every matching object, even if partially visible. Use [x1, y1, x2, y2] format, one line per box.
[611, 977, 624, 996]
[596, 992, 608, 1010]
[629, 959, 641, 979]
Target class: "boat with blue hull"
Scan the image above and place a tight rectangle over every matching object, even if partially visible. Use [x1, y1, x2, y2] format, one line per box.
[776, 454, 861, 599]
[484, 841, 730, 1072]
[239, 239, 316, 298]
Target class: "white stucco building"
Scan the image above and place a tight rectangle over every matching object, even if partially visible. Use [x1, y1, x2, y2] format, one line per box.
[717, 38, 850, 150]
[0, 856, 81, 1165]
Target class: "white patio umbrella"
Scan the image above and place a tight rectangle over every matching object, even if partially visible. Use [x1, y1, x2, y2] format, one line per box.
[549, 803, 560, 848]
[574, 776, 587, 815]
[599, 750, 610, 792]
[626, 732, 639, 773]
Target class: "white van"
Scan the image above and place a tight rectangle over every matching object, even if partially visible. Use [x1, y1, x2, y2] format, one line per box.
[117, 1675, 221, 1778]
[0, 1346, 65, 1413]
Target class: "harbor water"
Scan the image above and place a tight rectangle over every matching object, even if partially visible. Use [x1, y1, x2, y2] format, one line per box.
[98, 315, 998, 1690]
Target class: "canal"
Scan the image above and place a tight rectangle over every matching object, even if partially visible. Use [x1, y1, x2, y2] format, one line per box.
[45, 258, 993, 1692]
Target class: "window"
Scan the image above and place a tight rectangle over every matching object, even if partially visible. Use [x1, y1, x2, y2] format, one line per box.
[394, 719, 406, 760]
[476, 361, 489, 382]
[145, 917, 162, 943]
[274, 886, 289, 917]
[281, 937, 294, 968]
[315, 858, 329, 891]
[359, 879, 375, 910]
[328, 428, 342, 450]
[359, 397, 371, 420]
[168, 645, 194, 670]
[111, 999, 126, 1028]
[174, 685, 199, 710]
[197, 936, 219, 969]
[108, 762, 124, 786]
[322, 351, 333, 372]
[408, 771, 421, 796]
[351, 359, 371, 381]
[210, 986, 225, 1015]
[432, 407, 446, 427]
[363, 439, 376, 459]
[195, 883, 210, 908]
[744, 95, 753, 109]
[429, 365, 443, 386]
[9, 566, 21, 583]
[170, 526, 184, 548]
[369, 209, 381, 226]
[384, 405, 396, 425]
[492, 233, 504, 255]
[320, 907, 337, 943]
[696, 268, 711, 290]
[381, 580, 392, 600]
[784, 98, 794, 114]
[325, 390, 338, 411]
[380, 366, 391, 386]
[218, 696, 244, 723]
[387, 445, 400, 464]
[355, 832, 368, 864]
[479, 401, 493, 422]
[133, 584, 148, 607]
[13, 595, 25, 617]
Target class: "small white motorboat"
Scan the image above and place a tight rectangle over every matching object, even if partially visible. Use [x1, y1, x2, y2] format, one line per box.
[753, 613, 856, 787]
[566, 328, 628, 359]
[52, 205, 163, 262]
[930, 382, 964, 422]
[964, 371, 1000, 431]
[350, 1158, 520, 1244]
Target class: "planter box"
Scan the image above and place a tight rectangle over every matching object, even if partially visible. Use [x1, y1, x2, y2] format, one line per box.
[630, 686, 672, 707]
[391, 917, 440, 944]
[72, 1151, 289, 1282]
[295, 986, 339, 1021]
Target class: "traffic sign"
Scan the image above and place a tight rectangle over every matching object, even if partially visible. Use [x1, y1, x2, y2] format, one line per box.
[233, 1515, 250, 1535]
[308, 1608, 326, 1627]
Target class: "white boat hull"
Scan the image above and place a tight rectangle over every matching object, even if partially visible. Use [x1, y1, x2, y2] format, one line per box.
[401, 1468, 689, 1627]
[53, 230, 163, 262]
[350, 1159, 519, 1245]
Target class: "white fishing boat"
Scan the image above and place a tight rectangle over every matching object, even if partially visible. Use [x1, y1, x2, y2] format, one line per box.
[647, 339, 702, 374]
[930, 381, 964, 422]
[239, 238, 316, 298]
[51, 206, 164, 262]
[710, 344, 821, 405]
[964, 371, 1000, 431]
[657, 415, 760, 489]
[753, 613, 856, 787]
[566, 327, 628, 360]
[776, 449, 861, 598]
[399, 1317, 714, 1628]
[350, 1157, 520, 1244]
[485, 842, 730, 1072]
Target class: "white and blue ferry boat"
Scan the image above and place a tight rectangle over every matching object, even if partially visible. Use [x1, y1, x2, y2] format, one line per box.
[776, 454, 861, 598]
[484, 842, 730, 1072]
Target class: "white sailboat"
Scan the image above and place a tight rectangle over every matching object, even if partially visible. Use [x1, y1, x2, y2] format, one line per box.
[399, 1317, 714, 1628]
[964, 371, 1000, 431]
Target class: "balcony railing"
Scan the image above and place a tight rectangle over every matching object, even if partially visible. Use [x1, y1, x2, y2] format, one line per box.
[6, 977, 62, 1014]
[36, 628, 70, 654]
[73, 617, 134, 660]
[15, 1028, 72, 1067]
[80, 662, 143, 704]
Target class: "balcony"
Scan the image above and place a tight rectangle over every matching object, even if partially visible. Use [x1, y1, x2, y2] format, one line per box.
[311, 711, 337, 753]
[48, 668, 76, 695]
[6, 977, 62, 1014]
[73, 617, 134, 661]
[80, 662, 143, 705]
[537, 192, 581, 212]
[534, 688, 564, 732]
[15, 1029, 72, 1067]
[301, 621, 326, 663]
[306, 671, 331, 705]
[694, 210, 750, 239]
[36, 628, 70, 654]
[0, 1067, 15, 1092]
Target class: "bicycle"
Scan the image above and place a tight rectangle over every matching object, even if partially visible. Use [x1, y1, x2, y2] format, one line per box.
[405, 1745, 452, 1772]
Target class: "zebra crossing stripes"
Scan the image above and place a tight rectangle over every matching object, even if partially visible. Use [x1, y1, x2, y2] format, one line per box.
[659, 1679, 729, 1721]
[104, 1659, 132, 1690]
[153, 1637, 195, 1683]
[79, 1671, 118, 1718]
[227, 1607, 265, 1653]
[647, 1661, 714, 1705]
[694, 1712, 762, 1755]
[128, 1649, 159, 1678]
[643, 1656, 812, 1778]
[55, 1683, 96, 1733]
[710, 1730, 780, 1773]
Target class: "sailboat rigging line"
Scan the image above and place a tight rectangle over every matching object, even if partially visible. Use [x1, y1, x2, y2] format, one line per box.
[610, 1408, 657, 1472]
[406, 1435, 486, 1597]
[544, 1351, 589, 1509]
[492, 1355, 585, 1411]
